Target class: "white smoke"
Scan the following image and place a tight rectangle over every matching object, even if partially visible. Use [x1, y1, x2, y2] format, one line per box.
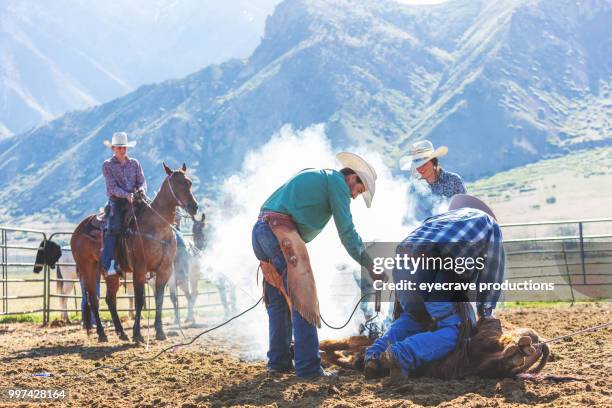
[406, 176, 450, 221]
[200, 124, 425, 359]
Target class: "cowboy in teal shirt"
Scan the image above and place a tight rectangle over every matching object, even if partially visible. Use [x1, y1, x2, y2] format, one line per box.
[252, 152, 378, 379]
[262, 169, 365, 262]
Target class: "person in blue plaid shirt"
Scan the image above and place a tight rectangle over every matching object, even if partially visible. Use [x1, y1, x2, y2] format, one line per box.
[364, 194, 505, 379]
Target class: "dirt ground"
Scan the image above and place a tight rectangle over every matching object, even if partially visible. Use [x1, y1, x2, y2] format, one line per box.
[1, 303, 611, 408]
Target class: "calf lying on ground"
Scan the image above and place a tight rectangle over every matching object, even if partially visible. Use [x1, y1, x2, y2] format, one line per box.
[320, 317, 549, 380]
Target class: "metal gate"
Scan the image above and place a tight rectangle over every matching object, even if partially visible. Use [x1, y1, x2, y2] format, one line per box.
[1, 226, 223, 324]
[2, 219, 611, 323]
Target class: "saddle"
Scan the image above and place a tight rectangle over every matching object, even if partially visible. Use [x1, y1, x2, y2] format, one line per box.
[83, 199, 147, 274]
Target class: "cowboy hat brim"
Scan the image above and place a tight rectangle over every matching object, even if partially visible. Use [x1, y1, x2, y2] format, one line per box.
[399, 145, 448, 171]
[103, 140, 137, 148]
[336, 152, 377, 208]
[448, 194, 497, 221]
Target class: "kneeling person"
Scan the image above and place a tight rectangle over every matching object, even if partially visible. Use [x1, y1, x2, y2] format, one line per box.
[365, 194, 505, 379]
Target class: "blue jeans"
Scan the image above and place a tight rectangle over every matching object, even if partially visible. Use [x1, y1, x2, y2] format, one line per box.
[176, 230, 187, 248]
[252, 219, 323, 378]
[101, 198, 127, 270]
[365, 301, 463, 377]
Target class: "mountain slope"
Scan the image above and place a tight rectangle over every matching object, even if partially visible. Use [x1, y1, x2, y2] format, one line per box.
[0, 0, 610, 221]
[0, 0, 279, 137]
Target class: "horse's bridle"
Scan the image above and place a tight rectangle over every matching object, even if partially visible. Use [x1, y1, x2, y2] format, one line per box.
[166, 173, 186, 210]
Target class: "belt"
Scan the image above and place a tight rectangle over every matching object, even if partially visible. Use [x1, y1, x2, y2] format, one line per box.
[258, 211, 297, 230]
[258, 210, 291, 221]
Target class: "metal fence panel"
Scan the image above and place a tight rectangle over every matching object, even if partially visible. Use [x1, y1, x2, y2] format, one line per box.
[2, 219, 611, 322]
[1, 226, 224, 324]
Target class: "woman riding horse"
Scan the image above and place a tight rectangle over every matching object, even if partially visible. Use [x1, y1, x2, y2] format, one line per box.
[100, 132, 146, 277]
[71, 134, 198, 342]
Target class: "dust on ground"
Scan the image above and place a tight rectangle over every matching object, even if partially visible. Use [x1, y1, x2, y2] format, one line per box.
[1, 303, 611, 407]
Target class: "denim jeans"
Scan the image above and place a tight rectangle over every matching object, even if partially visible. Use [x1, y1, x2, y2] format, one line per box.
[101, 198, 127, 270]
[365, 300, 462, 377]
[252, 219, 323, 378]
[176, 230, 187, 248]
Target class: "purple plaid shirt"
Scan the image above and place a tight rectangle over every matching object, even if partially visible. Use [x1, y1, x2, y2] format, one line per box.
[102, 156, 146, 199]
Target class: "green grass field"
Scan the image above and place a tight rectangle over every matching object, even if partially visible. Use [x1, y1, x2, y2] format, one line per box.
[467, 147, 612, 224]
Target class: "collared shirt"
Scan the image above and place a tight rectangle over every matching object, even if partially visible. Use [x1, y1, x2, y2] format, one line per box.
[396, 207, 505, 315]
[262, 169, 366, 263]
[430, 168, 466, 198]
[102, 156, 146, 199]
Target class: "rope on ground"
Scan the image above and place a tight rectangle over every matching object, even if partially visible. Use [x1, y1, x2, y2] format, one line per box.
[35, 282, 612, 383]
[535, 321, 612, 346]
[61, 296, 264, 380]
[58, 289, 375, 380]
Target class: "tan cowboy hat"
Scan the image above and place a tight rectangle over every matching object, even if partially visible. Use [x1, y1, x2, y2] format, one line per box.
[399, 140, 448, 172]
[336, 152, 377, 208]
[448, 194, 497, 221]
[103, 132, 137, 148]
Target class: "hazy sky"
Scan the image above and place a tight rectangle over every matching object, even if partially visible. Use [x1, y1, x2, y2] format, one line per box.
[396, 0, 449, 4]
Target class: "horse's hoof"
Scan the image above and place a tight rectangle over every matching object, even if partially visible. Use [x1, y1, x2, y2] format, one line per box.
[98, 334, 108, 343]
[156, 331, 167, 341]
[118, 332, 129, 341]
[133, 334, 145, 344]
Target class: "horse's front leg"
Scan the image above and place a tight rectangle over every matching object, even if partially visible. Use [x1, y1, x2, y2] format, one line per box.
[132, 271, 146, 344]
[179, 279, 193, 323]
[154, 272, 168, 341]
[168, 271, 180, 325]
[105, 275, 128, 341]
[188, 264, 199, 322]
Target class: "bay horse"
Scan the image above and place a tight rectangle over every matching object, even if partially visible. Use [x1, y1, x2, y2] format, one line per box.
[70, 163, 198, 342]
[125, 214, 205, 324]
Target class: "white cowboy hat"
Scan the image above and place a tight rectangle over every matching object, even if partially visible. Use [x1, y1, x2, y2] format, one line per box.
[399, 140, 448, 172]
[448, 194, 497, 221]
[336, 152, 377, 208]
[103, 132, 137, 148]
